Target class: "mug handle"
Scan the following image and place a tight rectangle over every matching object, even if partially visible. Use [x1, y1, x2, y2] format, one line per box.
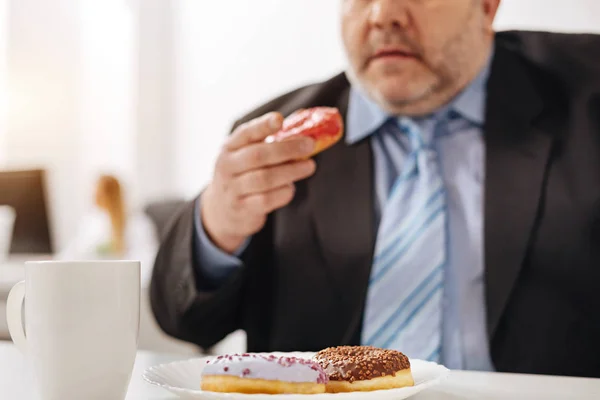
[6, 281, 27, 354]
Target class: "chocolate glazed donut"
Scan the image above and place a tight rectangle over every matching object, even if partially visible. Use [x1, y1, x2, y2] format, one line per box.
[314, 346, 414, 393]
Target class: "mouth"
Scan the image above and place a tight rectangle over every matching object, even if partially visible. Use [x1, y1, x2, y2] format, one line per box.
[368, 48, 419, 65]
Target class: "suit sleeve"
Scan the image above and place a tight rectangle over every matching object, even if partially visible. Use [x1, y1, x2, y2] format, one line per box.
[149, 197, 253, 349]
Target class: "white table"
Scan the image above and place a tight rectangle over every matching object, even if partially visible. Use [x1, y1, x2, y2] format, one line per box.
[1, 342, 599, 399]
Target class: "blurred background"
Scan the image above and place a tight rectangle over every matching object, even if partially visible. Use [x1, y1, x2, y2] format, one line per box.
[0, 0, 598, 354]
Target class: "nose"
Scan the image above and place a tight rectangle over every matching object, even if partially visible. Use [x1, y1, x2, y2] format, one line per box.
[368, 0, 410, 30]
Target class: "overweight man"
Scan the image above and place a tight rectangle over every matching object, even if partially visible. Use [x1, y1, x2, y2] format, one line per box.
[151, 0, 600, 377]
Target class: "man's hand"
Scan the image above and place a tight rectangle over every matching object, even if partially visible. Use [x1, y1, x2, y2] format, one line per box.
[201, 112, 316, 254]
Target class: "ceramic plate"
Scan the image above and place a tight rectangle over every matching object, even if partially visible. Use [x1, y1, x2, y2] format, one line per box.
[143, 352, 449, 400]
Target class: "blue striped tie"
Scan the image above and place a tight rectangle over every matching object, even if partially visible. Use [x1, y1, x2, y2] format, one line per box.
[362, 117, 447, 363]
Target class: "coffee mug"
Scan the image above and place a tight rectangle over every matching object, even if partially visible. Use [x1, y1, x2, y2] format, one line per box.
[6, 260, 140, 400]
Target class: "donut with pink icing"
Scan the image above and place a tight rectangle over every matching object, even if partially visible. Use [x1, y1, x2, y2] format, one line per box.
[201, 353, 328, 394]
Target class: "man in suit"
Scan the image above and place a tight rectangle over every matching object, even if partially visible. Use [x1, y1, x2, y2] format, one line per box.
[151, 0, 600, 377]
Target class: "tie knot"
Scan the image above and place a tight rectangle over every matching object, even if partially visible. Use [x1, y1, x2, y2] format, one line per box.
[397, 117, 426, 151]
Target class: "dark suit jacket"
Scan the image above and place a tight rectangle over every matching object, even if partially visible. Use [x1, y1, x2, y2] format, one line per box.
[150, 31, 600, 377]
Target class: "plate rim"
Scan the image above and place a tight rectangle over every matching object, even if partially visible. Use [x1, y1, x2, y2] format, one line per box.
[142, 352, 450, 397]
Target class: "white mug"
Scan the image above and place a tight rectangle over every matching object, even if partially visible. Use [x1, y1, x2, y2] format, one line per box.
[6, 260, 141, 400]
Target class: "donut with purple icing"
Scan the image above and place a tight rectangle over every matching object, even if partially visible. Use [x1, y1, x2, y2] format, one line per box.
[200, 353, 328, 394]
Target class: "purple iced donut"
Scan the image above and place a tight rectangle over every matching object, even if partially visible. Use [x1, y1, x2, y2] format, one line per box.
[202, 353, 328, 385]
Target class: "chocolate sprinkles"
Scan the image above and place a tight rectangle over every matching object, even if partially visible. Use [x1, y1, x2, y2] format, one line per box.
[314, 346, 410, 383]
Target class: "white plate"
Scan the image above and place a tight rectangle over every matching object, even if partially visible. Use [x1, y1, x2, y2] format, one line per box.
[143, 352, 449, 400]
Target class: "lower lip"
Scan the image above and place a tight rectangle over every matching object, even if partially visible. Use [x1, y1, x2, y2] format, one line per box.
[371, 54, 416, 64]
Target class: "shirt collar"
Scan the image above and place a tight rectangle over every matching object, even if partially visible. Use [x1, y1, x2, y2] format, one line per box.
[346, 83, 390, 145]
[450, 48, 492, 126]
[345, 48, 493, 145]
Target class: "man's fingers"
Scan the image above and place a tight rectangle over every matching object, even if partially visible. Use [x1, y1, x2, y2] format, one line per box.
[224, 112, 283, 151]
[241, 184, 296, 214]
[227, 138, 315, 175]
[234, 160, 316, 196]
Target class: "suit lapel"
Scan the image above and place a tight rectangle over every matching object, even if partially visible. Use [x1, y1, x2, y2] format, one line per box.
[484, 45, 559, 337]
[309, 82, 376, 344]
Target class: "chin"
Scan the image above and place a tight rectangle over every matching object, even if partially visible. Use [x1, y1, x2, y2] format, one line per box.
[372, 86, 431, 113]
[360, 72, 438, 115]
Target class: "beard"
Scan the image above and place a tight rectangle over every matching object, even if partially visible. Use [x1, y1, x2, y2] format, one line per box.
[344, 7, 488, 115]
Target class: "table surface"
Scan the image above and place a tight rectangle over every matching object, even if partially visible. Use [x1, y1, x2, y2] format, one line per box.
[1, 342, 599, 400]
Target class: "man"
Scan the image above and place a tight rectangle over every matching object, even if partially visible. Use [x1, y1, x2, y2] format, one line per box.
[151, 0, 600, 377]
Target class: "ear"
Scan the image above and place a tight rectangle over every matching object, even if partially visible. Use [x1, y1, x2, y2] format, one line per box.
[482, 0, 501, 23]
[481, 0, 501, 33]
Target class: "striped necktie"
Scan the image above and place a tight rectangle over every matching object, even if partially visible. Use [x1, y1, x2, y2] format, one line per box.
[362, 117, 447, 362]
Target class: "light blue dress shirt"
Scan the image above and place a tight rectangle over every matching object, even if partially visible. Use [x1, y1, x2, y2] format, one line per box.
[193, 58, 495, 371]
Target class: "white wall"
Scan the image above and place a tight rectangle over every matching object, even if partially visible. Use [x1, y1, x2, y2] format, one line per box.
[79, 0, 137, 208]
[0, 0, 7, 164]
[135, 0, 179, 205]
[496, 0, 600, 32]
[3, 0, 138, 251]
[172, 0, 600, 199]
[173, 0, 345, 198]
[4, 0, 83, 250]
